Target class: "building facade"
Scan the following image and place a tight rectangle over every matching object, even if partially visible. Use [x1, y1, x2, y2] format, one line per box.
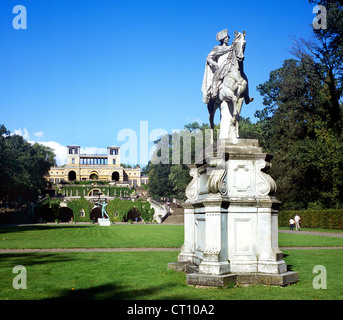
[48, 145, 148, 187]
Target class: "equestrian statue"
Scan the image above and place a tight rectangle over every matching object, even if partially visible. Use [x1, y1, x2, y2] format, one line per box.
[202, 29, 254, 140]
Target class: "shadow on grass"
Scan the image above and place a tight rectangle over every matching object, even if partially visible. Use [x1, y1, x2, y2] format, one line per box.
[46, 283, 185, 300]
[0, 224, 95, 234]
[282, 253, 296, 272]
[0, 253, 76, 267]
[1, 253, 186, 300]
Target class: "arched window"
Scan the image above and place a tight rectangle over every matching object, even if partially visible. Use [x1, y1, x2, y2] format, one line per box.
[89, 172, 99, 180]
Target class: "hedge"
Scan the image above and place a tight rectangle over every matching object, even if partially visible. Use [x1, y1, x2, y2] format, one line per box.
[64, 198, 155, 223]
[278, 209, 343, 230]
[36, 197, 155, 223]
[106, 198, 154, 223]
[67, 197, 93, 222]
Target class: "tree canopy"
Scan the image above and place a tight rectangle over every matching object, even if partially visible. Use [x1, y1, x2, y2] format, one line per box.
[253, 1, 343, 208]
[0, 125, 56, 203]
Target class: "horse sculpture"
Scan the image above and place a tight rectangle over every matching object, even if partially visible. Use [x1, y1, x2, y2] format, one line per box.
[206, 31, 253, 140]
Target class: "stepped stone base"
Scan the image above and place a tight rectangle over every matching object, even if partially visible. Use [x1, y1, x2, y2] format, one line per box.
[98, 218, 111, 226]
[167, 138, 299, 287]
[168, 263, 298, 287]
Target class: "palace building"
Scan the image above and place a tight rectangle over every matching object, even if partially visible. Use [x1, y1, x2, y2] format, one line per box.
[48, 145, 148, 187]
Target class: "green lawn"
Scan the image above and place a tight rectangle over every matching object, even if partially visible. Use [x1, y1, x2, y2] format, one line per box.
[279, 227, 343, 233]
[0, 224, 184, 249]
[278, 232, 343, 247]
[1, 224, 343, 249]
[0, 224, 342, 300]
[0, 250, 342, 300]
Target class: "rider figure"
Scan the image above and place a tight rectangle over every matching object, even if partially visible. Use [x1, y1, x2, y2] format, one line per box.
[202, 29, 233, 103]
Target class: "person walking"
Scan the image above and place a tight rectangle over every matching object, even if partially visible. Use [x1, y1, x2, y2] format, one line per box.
[294, 214, 301, 231]
[289, 218, 295, 231]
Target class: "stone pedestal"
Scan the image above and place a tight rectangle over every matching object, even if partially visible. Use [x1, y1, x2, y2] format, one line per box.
[98, 218, 111, 226]
[168, 138, 298, 286]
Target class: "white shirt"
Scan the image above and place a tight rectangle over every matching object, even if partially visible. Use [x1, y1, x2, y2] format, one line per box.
[289, 219, 295, 224]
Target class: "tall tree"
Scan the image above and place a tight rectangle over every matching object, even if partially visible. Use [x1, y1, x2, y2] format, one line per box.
[0, 125, 56, 202]
[293, 0, 343, 133]
[169, 164, 191, 200]
[256, 40, 343, 209]
[147, 163, 174, 199]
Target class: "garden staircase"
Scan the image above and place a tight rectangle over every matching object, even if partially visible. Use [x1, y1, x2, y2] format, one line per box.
[163, 202, 184, 224]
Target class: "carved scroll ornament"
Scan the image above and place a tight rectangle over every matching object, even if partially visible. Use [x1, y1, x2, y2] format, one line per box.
[256, 159, 277, 197]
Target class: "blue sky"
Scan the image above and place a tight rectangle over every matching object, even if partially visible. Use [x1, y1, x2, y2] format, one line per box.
[0, 0, 317, 165]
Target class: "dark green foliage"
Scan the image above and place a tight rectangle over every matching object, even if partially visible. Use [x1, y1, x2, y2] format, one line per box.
[67, 197, 93, 222]
[146, 122, 215, 200]
[238, 117, 263, 141]
[0, 125, 56, 202]
[106, 198, 154, 222]
[107, 198, 134, 222]
[64, 197, 154, 223]
[134, 200, 155, 222]
[247, 1, 343, 209]
[254, 6, 343, 208]
[34, 197, 61, 222]
[169, 164, 192, 200]
[255, 56, 343, 208]
[148, 163, 174, 199]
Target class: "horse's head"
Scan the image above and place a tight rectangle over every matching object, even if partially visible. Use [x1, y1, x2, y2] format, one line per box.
[233, 31, 246, 62]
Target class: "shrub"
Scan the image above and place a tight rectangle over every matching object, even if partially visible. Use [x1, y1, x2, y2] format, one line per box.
[135, 201, 155, 222]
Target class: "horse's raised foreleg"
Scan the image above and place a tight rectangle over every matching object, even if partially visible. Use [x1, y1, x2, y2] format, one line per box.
[243, 80, 254, 105]
[235, 97, 245, 138]
[207, 98, 216, 129]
